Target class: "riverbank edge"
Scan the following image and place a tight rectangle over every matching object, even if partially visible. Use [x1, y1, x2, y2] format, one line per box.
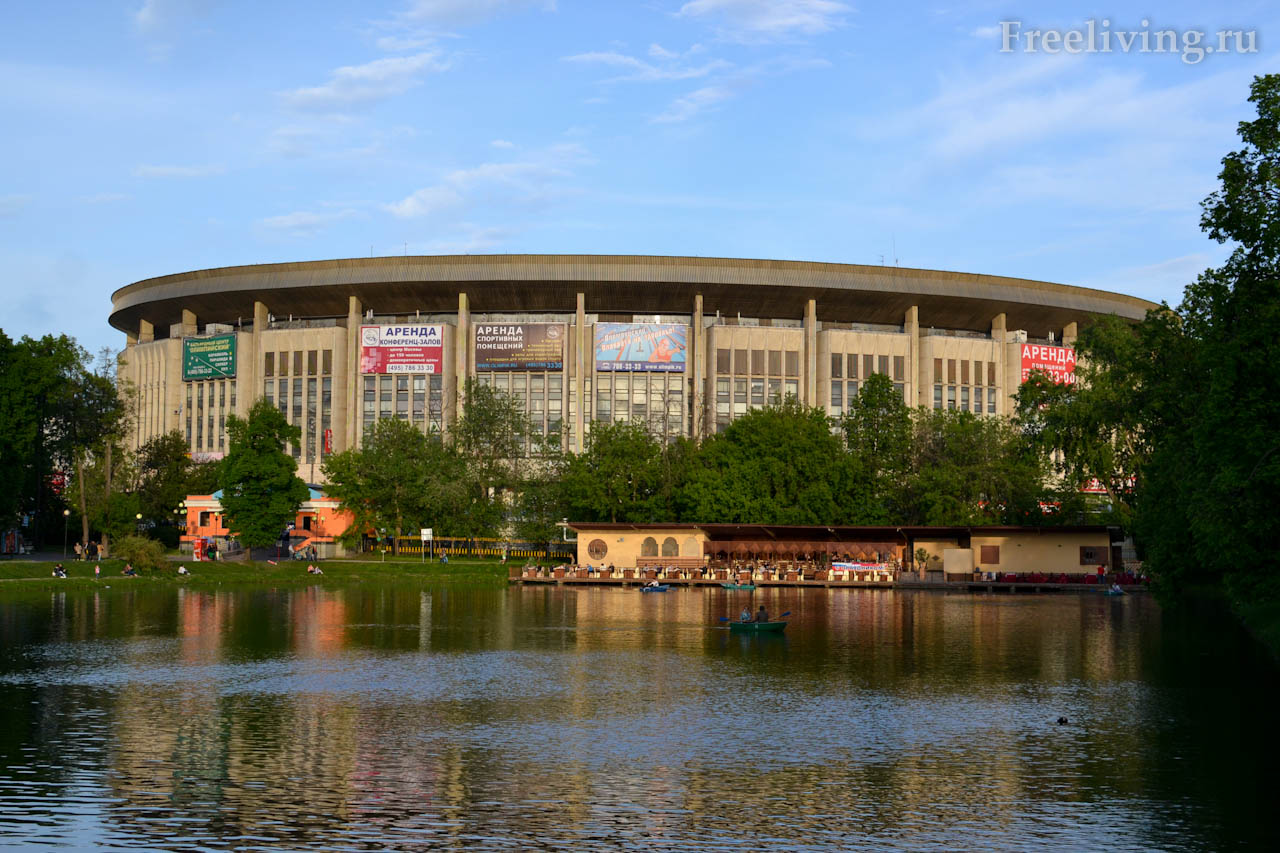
[0, 559, 509, 592]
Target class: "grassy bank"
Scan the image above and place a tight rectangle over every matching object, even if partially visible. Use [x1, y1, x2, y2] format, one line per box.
[0, 557, 509, 592]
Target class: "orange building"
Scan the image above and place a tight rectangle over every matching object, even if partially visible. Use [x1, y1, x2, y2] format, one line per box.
[181, 485, 354, 559]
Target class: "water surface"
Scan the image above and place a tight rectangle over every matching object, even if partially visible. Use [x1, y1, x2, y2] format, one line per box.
[0, 584, 1275, 851]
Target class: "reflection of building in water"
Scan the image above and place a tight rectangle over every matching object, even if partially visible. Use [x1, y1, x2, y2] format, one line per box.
[291, 586, 348, 658]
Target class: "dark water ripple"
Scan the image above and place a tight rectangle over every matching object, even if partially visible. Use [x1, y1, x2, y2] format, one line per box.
[0, 585, 1276, 851]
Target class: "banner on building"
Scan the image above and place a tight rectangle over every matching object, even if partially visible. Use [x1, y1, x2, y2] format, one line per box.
[594, 323, 687, 372]
[360, 325, 444, 374]
[475, 323, 564, 371]
[1020, 343, 1076, 385]
[182, 334, 237, 381]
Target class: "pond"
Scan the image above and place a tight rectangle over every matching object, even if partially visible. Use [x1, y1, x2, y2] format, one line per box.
[0, 584, 1275, 851]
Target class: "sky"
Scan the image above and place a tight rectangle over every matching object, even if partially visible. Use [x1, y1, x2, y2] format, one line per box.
[2, 0, 1277, 355]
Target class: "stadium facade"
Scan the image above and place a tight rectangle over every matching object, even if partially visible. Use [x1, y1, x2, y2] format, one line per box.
[110, 255, 1156, 483]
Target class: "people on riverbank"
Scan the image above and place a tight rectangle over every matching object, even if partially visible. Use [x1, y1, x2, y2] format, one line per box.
[51, 564, 67, 578]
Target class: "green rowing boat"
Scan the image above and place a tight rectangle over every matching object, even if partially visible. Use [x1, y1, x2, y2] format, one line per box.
[720, 583, 756, 590]
[728, 620, 787, 633]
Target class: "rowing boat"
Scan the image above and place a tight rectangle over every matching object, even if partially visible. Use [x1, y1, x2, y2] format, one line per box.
[728, 620, 786, 633]
[641, 584, 670, 592]
[720, 583, 756, 590]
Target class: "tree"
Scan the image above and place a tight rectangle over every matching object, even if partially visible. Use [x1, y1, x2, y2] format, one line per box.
[451, 379, 539, 538]
[323, 418, 467, 554]
[220, 399, 309, 549]
[842, 373, 912, 521]
[560, 420, 664, 523]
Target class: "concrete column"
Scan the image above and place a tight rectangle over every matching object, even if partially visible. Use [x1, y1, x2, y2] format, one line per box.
[345, 296, 361, 449]
[455, 292, 470, 426]
[1062, 321, 1078, 347]
[181, 309, 197, 338]
[692, 293, 704, 442]
[905, 305, 921, 407]
[139, 319, 154, 344]
[991, 313, 1007, 416]
[125, 331, 138, 347]
[575, 292, 586, 453]
[803, 299, 818, 406]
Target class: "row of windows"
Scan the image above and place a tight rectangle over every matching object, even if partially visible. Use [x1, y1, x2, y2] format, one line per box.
[831, 353, 905, 382]
[266, 377, 332, 463]
[933, 385, 997, 414]
[830, 380, 907, 412]
[715, 348, 800, 377]
[264, 349, 333, 378]
[934, 358, 997, 387]
[361, 374, 445, 438]
[185, 380, 237, 454]
[715, 376, 800, 431]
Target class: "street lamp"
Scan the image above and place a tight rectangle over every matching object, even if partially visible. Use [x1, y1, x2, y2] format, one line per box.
[135, 512, 143, 535]
[62, 509, 70, 558]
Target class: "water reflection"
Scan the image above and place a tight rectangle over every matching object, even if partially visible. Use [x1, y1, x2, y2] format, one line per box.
[0, 585, 1276, 851]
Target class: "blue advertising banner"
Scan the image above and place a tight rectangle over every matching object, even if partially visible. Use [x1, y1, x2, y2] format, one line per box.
[594, 323, 687, 372]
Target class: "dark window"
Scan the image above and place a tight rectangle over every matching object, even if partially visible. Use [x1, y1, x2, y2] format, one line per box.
[734, 349, 749, 374]
[293, 351, 303, 376]
[323, 349, 332, 375]
[848, 354, 858, 379]
[980, 545, 1000, 565]
[961, 359, 970, 384]
[307, 350, 317, 375]
[863, 354, 874, 379]
[933, 386, 942, 410]
[661, 537, 679, 557]
[878, 355, 889, 375]
[264, 352, 274, 377]
[768, 350, 782, 375]
[751, 350, 765, 375]
[716, 348, 730, 374]
[279, 352, 289, 376]
[588, 539, 607, 560]
[933, 358, 943, 383]
[947, 359, 956, 383]
[988, 361, 996, 386]
[785, 351, 799, 376]
[831, 353, 843, 378]
[641, 537, 658, 557]
[1080, 546, 1107, 566]
[893, 355, 905, 381]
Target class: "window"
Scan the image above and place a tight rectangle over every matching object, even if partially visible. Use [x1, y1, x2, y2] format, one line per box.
[264, 352, 274, 377]
[716, 378, 730, 401]
[988, 392, 996, 414]
[847, 380, 858, 402]
[975, 387, 984, 413]
[293, 351, 303, 376]
[734, 378, 747, 404]
[961, 360, 969, 385]
[947, 386, 956, 409]
[1080, 546, 1107, 566]
[784, 379, 798, 399]
[933, 385, 942, 410]
[974, 361, 982, 386]
[323, 349, 332, 375]
[893, 382, 904, 400]
[893, 355, 904, 381]
[279, 352, 289, 376]
[662, 537, 679, 557]
[735, 349, 748, 374]
[947, 359, 956, 383]
[750, 378, 764, 405]
[641, 537, 658, 557]
[848, 353, 858, 379]
[308, 350, 318, 375]
[831, 382, 843, 408]
[878, 355, 889, 376]
[980, 545, 1000, 565]
[961, 387, 970, 410]
[831, 353, 843, 378]
[751, 350, 765, 375]
[768, 378, 781, 405]
[988, 362, 996, 386]
[768, 350, 782, 375]
[785, 351, 799, 377]
[716, 348, 730, 373]
[934, 358, 943, 383]
[864, 354, 874, 379]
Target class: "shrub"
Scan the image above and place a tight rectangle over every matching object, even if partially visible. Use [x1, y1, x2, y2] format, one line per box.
[111, 535, 166, 574]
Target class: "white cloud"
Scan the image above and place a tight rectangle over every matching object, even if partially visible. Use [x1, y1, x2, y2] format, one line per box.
[653, 85, 733, 122]
[416, 223, 516, 252]
[1085, 253, 1215, 303]
[677, 0, 849, 42]
[132, 164, 226, 178]
[386, 143, 590, 218]
[132, 0, 206, 60]
[970, 25, 1001, 39]
[258, 208, 359, 236]
[0, 194, 33, 217]
[649, 43, 679, 59]
[376, 33, 440, 52]
[490, 139, 516, 148]
[281, 52, 448, 111]
[396, 0, 555, 26]
[564, 50, 731, 83]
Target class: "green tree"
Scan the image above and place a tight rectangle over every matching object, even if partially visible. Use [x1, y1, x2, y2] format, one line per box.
[323, 418, 467, 554]
[561, 420, 664, 523]
[451, 379, 539, 538]
[220, 398, 309, 549]
[842, 373, 912, 521]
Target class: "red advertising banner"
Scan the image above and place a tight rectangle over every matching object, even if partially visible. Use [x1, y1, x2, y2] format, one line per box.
[1020, 344, 1076, 385]
[360, 325, 444, 374]
[323, 429, 333, 454]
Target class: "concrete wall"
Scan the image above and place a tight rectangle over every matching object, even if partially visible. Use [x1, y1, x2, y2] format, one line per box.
[970, 531, 1112, 574]
[576, 528, 706, 568]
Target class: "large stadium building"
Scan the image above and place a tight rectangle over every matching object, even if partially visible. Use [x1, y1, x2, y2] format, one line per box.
[110, 254, 1157, 483]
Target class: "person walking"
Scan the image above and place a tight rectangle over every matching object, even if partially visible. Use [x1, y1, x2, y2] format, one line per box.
[94, 564, 100, 580]
[73, 541, 83, 562]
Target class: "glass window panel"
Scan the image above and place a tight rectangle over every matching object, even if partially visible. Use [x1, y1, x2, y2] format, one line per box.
[848, 380, 858, 400]
[784, 379, 798, 399]
[831, 353, 843, 378]
[785, 351, 799, 376]
[831, 382, 843, 408]
[716, 348, 730, 373]
[293, 351, 303, 376]
[308, 350, 318, 375]
[894, 355, 905, 381]
[849, 354, 858, 379]
[947, 386, 956, 409]
[878, 355, 889, 375]
[750, 378, 764, 405]
[768, 350, 782, 375]
[734, 378, 746, 402]
[961, 387, 970, 410]
[751, 350, 765, 375]
[864, 354, 874, 378]
[264, 352, 274, 377]
[323, 349, 332, 375]
[734, 349, 748, 374]
[934, 385, 942, 409]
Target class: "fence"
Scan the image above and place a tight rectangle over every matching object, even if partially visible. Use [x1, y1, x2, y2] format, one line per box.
[380, 536, 575, 561]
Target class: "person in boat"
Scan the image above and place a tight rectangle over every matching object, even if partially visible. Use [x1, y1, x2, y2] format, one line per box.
[756, 604, 769, 623]
[1110, 582, 1123, 594]
[739, 606, 753, 623]
[646, 580, 661, 588]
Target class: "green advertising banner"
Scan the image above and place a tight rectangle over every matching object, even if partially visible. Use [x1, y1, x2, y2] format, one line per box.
[183, 334, 237, 380]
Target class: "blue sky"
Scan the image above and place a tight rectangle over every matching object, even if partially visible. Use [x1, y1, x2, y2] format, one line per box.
[2, 0, 1277, 355]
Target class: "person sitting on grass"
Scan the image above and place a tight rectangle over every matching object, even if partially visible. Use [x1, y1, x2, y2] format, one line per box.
[122, 565, 137, 577]
[307, 564, 323, 575]
[177, 566, 189, 576]
[52, 564, 67, 578]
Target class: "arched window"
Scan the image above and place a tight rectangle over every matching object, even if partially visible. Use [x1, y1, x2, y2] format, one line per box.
[682, 537, 699, 557]
[640, 536, 659, 557]
[661, 537, 679, 557]
[588, 539, 607, 560]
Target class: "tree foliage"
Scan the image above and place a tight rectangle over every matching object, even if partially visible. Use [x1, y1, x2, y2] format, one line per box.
[220, 399, 310, 549]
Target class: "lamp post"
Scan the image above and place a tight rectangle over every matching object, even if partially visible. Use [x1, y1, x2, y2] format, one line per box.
[62, 509, 70, 558]
[135, 513, 143, 535]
